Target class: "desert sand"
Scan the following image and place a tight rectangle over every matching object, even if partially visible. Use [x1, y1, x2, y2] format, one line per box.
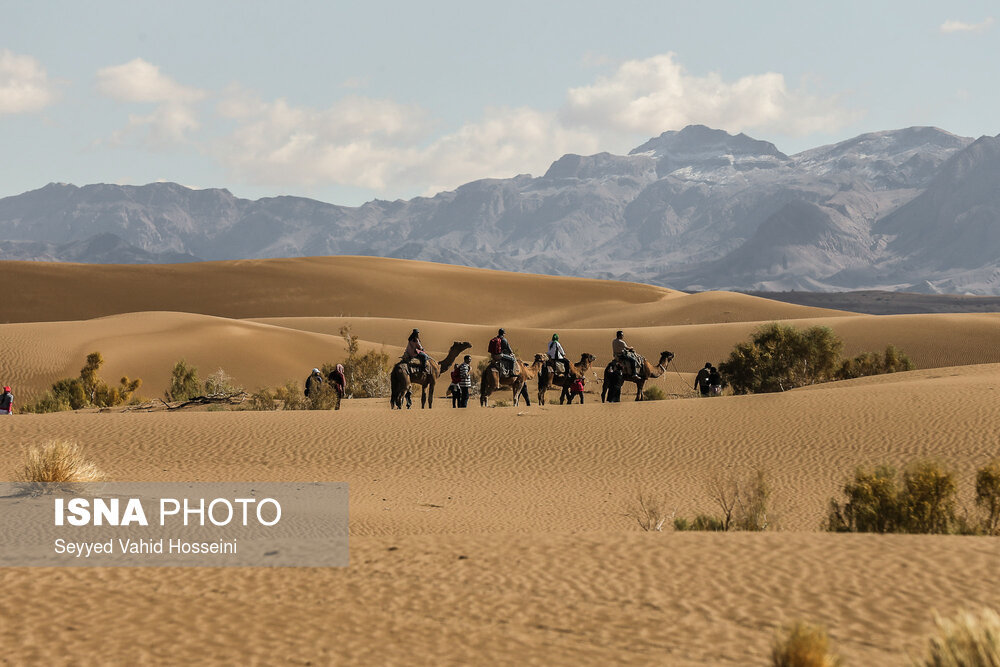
[1, 256, 999, 665]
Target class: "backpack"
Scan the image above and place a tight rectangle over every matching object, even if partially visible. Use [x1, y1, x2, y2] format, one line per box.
[450, 368, 461, 383]
[488, 337, 503, 355]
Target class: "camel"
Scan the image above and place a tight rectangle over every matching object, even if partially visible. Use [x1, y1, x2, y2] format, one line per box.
[537, 353, 597, 405]
[480, 354, 545, 407]
[602, 351, 674, 402]
[390, 341, 472, 409]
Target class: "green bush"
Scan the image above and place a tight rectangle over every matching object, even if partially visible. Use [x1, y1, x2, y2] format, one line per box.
[836, 344, 914, 380]
[826, 461, 958, 534]
[23, 352, 141, 413]
[901, 460, 957, 534]
[720, 323, 913, 394]
[339, 324, 391, 398]
[642, 385, 667, 401]
[165, 359, 200, 401]
[976, 461, 1000, 535]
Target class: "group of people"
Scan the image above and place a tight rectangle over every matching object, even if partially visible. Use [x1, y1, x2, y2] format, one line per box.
[304, 365, 347, 407]
[693, 363, 725, 397]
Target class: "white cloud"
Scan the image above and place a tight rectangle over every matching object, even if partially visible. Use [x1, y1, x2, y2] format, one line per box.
[96, 58, 204, 103]
[97, 59, 206, 147]
[940, 17, 994, 33]
[98, 52, 859, 195]
[0, 49, 57, 114]
[561, 53, 856, 138]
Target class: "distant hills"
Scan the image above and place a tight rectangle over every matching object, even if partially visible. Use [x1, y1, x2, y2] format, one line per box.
[2, 124, 999, 294]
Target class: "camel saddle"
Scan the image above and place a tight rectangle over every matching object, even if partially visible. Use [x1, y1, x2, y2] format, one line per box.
[489, 357, 520, 378]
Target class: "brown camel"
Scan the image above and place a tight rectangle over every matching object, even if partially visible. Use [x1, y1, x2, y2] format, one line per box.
[390, 341, 472, 409]
[537, 353, 597, 405]
[480, 354, 545, 407]
[602, 351, 674, 401]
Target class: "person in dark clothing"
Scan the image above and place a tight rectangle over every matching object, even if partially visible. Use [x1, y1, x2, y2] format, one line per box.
[603, 365, 623, 403]
[694, 362, 713, 397]
[0, 386, 13, 415]
[489, 328, 516, 377]
[520, 383, 531, 406]
[456, 355, 473, 408]
[328, 364, 347, 409]
[449, 365, 462, 408]
[708, 366, 724, 396]
[304, 368, 324, 398]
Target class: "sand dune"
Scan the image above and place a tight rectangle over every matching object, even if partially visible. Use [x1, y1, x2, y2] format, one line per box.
[0, 255, 846, 325]
[2, 256, 1000, 665]
[1, 366, 1000, 664]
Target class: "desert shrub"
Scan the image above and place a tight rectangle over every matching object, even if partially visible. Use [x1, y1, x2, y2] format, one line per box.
[720, 323, 913, 394]
[826, 465, 900, 533]
[920, 607, 1000, 667]
[625, 491, 671, 531]
[493, 399, 511, 408]
[165, 359, 200, 401]
[23, 352, 141, 413]
[674, 514, 726, 531]
[204, 368, 242, 396]
[642, 385, 667, 401]
[673, 469, 771, 531]
[273, 380, 307, 410]
[15, 440, 105, 484]
[976, 461, 1000, 535]
[826, 461, 958, 534]
[306, 382, 339, 410]
[770, 621, 842, 667]
[246, 388, 278, 411]
[901, 460, 957, 534]
[338, 324, 391, 398]
[836, 344, 914, 380]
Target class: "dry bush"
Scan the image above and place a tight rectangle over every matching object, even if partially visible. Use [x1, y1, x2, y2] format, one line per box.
[670, 470, 771, 531]
[642, 385, 667, 401]
[273, 381, 307, 410]
[976, 461, 1000, 535]
[15, 440, 105, 484]
[901, 460, 957, 534]
[826, 465, 899, 533]
[204, 368, 242, 397]
[920, 608, 1000, 667]
[338, 323, 391, 398]
[246, 388, 279, 411]
[770, 621, 842, 667]
[625, 491, 672, 531]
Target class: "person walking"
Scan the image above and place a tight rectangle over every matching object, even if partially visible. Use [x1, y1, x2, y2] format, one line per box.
[0, 386, 13, 415]
[456, 355, 473, 408]
[568, 377, 586, 404]
[328, 364, 347, 409]
[694, 363, 713, 397]
[304, 368, 324, 398]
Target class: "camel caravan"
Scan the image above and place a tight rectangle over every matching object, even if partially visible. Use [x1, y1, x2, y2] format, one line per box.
[387, 327, 675, 409]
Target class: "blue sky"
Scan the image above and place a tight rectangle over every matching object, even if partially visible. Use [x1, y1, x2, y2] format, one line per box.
[2, 1, 998, 205]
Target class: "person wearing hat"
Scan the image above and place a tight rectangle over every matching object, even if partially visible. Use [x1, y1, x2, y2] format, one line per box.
[304, 368, 324, 398]
[488, 328, 516, 377]
[547, 333, 571, 376]
[404, 328, 431, 373]
[0, 386, 12, 415]
[456, 354, 473, 408]
[328, 364, 347, 408]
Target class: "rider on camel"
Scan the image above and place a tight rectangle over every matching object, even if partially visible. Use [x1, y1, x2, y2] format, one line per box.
[489, 328, 517, 377]
[404, 328, 432, 373]
[548, 333, 571, 376]
[613, 330, 642, 381]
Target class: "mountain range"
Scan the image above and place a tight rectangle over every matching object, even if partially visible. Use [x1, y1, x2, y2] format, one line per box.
[2, 124, 999, 294]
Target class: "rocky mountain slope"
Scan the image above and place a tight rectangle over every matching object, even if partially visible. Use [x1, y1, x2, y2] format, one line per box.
[2, 124, 998, 293]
